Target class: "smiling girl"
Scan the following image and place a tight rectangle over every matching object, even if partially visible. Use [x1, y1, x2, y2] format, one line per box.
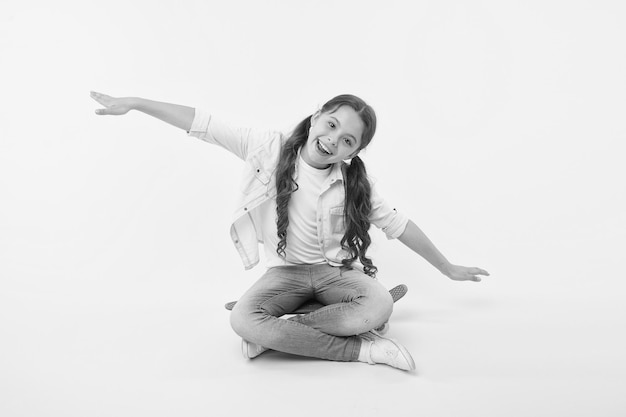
[91, 91, 489, 371]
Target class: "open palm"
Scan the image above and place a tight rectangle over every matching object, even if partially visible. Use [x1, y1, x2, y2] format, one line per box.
[90, 91, 133, 115]
[446, 265, 490, 282]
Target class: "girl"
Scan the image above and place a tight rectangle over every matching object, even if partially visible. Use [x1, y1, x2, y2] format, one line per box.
[90, 91, 489, 371]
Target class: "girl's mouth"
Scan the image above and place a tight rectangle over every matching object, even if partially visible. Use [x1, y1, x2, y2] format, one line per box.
[316, 139, 332, 155]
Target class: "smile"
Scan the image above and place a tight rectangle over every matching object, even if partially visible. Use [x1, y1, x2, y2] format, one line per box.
[316, 139, 333, 155]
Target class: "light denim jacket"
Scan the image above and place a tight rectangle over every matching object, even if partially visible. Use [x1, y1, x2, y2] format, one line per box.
[188, 109, 409, 271]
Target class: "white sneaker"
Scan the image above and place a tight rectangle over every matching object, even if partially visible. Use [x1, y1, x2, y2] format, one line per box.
[241, 339, 269, 359]
[360, 331, 415, 371]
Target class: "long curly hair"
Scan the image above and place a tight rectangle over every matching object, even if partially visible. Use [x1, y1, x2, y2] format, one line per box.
[274, 94, 378, 277]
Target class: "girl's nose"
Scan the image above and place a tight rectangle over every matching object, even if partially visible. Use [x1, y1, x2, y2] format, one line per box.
[324, 136, 338, 147]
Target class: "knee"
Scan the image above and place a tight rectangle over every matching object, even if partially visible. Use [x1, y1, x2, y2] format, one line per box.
[380, 290, 394, 319]
[229, 303, 252, 339]
[362, 289, 393, 327]
[337, 289, 393, 335]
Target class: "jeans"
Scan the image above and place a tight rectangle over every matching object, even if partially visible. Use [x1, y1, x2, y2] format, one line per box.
[230, 264, 394, 362]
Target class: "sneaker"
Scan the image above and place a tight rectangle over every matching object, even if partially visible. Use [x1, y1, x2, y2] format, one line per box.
[241, 339, 269, 359]
[360, 331, 415, 371]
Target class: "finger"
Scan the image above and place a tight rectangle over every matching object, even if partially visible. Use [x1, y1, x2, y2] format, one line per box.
[472, 267, 489, 276]
[91, 95, 105, 106]
[95, 108, 110, 115]
[90, 91, 111, 106]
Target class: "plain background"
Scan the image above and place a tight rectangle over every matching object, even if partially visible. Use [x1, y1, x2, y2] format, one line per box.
[1, 0, 625, 416]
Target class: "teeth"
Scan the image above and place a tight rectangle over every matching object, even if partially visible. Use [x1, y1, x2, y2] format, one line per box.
[318, 140, 331, 155]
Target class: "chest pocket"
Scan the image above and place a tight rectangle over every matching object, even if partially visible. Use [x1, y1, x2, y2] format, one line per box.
[329, 205, 345, 235]
[240, 150, 273, 193]
[250, 152, 270, 185]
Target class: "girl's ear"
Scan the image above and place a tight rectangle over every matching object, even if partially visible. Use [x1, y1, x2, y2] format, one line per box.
[310, 109, 322, 126]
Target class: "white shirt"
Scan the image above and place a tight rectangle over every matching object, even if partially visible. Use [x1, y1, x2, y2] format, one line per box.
[259, 157, 331, 266]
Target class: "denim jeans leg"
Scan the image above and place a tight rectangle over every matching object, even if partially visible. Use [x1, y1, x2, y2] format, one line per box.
[292, 265, 394, 337]
[229, 265, 361, 362]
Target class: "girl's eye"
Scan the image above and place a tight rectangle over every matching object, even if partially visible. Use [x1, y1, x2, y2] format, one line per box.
[344, 138, 353, 146]
[328, 122, 335, 128]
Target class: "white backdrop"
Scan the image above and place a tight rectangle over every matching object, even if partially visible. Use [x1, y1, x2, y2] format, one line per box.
[1, 1, 625, 416]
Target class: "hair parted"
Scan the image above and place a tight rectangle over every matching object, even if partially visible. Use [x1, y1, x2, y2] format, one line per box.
[275, 94, 379, 277]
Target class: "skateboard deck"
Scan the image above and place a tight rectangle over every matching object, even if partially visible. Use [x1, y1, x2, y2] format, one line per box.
[224, 284, 408, 314]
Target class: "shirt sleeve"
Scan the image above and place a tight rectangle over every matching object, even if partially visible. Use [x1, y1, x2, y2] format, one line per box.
[368, 182, 409, 240]
[187, 108, 278, 161]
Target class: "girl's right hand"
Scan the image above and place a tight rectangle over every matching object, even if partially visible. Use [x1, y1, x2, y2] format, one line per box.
[90, 91, 134, 115]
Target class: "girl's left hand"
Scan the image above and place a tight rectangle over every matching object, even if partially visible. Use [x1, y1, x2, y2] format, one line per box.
[444, 264, 490, 282]
[90, 91, 135, 116]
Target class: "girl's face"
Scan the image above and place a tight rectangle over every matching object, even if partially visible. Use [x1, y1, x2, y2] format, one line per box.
[301, 105, 365, 169]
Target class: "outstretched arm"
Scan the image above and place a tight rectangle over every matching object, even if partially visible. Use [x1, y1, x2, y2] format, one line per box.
[90, 91, 195, 132]
[398, 220, 489, 282]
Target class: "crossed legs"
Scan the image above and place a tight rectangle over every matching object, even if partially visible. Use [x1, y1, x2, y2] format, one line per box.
[229, 264, 393, 362]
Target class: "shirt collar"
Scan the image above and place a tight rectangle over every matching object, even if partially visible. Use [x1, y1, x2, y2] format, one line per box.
[294, 148, 345, 184]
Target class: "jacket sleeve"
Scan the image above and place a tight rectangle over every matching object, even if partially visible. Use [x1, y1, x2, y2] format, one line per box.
[187, 108, 279, 161]
[368, 181, 409, 240]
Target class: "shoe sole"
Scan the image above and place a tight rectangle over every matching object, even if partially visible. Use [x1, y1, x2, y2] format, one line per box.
[242, 339, 269, 360]
[241, 339, 251, 359]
